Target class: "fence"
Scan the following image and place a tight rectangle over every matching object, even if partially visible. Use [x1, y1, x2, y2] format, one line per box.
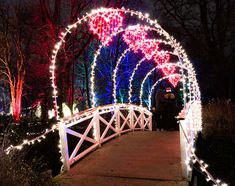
[59, 103, 152, 171]
[179, 100, 202, 180]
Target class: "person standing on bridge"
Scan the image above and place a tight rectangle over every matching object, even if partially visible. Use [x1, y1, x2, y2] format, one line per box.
[163, 87, 177, 130]
[154, 84, 166, 131]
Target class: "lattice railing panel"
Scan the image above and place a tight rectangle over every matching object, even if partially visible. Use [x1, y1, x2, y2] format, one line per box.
[59, 104, 152, 170]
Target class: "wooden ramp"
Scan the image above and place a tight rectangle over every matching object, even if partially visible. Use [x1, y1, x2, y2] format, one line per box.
[56, 131, 189, 186]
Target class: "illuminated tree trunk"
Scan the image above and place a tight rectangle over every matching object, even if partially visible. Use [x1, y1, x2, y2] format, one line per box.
[3, 43, 25, 122]
[11, 75, 24, 122]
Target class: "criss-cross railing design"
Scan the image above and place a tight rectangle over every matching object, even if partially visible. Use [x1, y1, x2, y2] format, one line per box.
[59, 103, 152, 170]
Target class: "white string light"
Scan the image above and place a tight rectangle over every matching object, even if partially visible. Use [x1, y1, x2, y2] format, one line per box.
[139, 62, 199, 107]
[113, 49, 130, 103]
[179, 120, 228, 186]
[4, 124, 59, 155]
[128, 58, 145, 103]
[147, 73, 184, 110]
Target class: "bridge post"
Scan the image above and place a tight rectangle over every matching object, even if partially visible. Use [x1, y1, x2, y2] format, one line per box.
[94, 110, 101, 147]
[179, 120, 192, 180]
[116, 107, 121, 136]
[140, 110, 144, 130]
[59, 121, 70, 171]
[129, 108, 134, 131]
[149, 113, 152, 131]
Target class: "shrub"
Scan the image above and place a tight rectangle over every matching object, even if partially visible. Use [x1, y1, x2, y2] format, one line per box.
[0, 148, 56, 186]
[0, 122, 58, 186]
[202, 98, 235, 140]
[196, 99, 235, 185]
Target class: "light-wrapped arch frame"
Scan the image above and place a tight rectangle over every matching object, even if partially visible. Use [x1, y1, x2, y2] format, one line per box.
[49, 7, 198, 120]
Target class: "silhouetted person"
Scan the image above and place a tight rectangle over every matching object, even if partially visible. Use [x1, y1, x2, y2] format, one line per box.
[151, 106, 157, 131]
[164, 87, 177, 130]
[154, 84, 166, 131]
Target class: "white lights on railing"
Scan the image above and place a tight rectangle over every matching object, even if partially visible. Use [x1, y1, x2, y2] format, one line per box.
[180, 102, 227, 186]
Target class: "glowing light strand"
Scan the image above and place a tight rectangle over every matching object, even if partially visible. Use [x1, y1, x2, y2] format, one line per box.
[89, 11, 123, 46]
[113, 49, 130, 104]
[4, 124, 59, 155]
[139, 62, 198, 106]
[91, 45, 104, 107]
[147, 74, 183, 110]
[128, 58, 145, 103]
[180, 122, 228, 186]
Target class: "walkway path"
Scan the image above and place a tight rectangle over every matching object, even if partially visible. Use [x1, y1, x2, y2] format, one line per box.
[56, 131, 188, 186]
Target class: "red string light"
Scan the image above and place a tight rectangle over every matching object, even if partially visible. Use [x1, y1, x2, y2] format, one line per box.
[140, 39, 159, 60]
[154, 53, 180, 87]
[89, 11, 123, 46]
[169, 75, 181, 87]
[90, 13, 179, 86]
[154, 52, 170, 65]
[123, 26, 148, 52]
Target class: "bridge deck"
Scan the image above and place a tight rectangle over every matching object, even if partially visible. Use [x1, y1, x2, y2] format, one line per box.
[56, 131, 188, 186]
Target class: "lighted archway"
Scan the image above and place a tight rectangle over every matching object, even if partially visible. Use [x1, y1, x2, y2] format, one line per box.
[49, 8, 199, 120]
[3, 7, 226, 186]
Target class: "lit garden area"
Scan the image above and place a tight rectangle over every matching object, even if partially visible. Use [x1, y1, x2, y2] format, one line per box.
[0, 1, 235, 186]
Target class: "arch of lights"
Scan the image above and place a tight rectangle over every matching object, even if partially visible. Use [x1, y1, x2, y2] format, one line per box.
[49, 8, 198, 118]
[89, 25, 195, 108]
[47, 8, 226, 185]
[147, 73, 183, 110]
[87, 25, 190, 106]
[3, 7, 226, 186]
[139, 62, 200, 107]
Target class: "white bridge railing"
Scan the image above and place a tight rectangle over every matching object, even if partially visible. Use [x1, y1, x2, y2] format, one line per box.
[178, 100, 202, 180]
[59, 103, 152, 171]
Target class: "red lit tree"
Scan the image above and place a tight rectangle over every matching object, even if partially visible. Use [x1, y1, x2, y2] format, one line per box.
[31, 0, 134, 116]
[0, 2, 34, 122]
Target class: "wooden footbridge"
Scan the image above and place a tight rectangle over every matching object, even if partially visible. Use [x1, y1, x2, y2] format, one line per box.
[55, 103, 201, 186]
[57, 131, 188, 186]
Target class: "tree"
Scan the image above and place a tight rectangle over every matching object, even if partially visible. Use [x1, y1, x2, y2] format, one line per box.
[31, 0, 137, 117]
[0, 1, 33, 122]
[152, 0, 235, 99]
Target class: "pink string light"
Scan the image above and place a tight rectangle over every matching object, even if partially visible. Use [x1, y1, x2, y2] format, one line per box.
[123, 26, 148, 52]
[154, 52, 180, 87]
[140, 39, 159, 60]
[89, 11, 123, 46]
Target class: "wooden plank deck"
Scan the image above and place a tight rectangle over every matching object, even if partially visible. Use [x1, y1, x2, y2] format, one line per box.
[56, 131, 189, 186]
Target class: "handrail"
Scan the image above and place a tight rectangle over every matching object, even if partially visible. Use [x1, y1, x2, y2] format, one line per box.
[59, 104, 152, 171]
[178, 100, 202, 179]
[178, 100, 227, 186]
